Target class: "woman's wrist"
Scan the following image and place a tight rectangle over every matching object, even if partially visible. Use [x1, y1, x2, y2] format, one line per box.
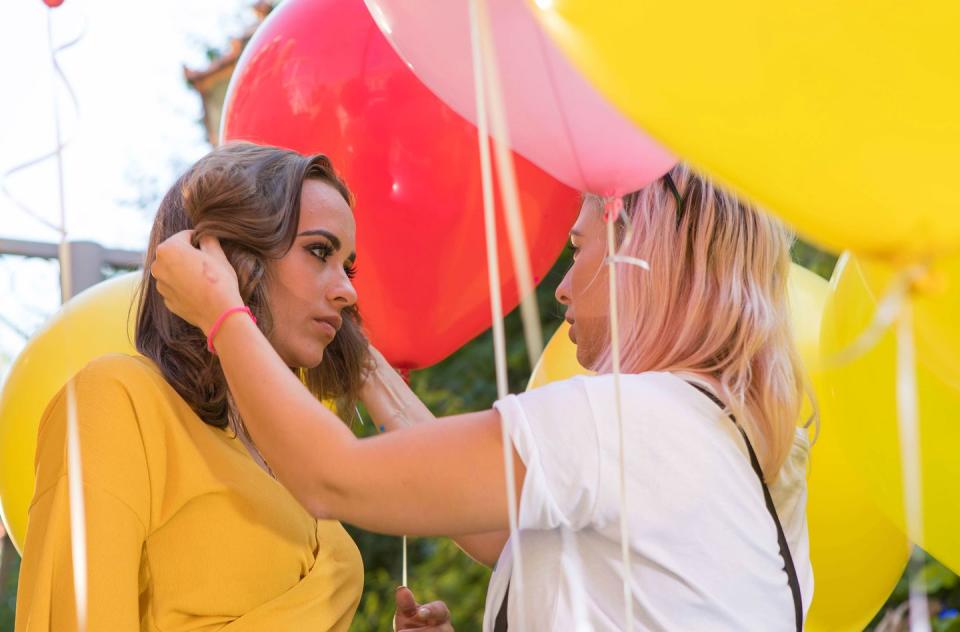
[209, 306, 261, 357]
[361, 362, 423, 430]
[207, 305, 256, 354]
[358, 346, 441, 431]
[199, 292, 245, 336]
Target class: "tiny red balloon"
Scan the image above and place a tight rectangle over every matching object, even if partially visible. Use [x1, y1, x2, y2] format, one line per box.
[42, 0, 65, 8]
[222, 0, 578, 369]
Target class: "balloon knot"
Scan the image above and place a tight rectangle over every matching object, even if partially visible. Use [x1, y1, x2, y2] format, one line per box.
[603, 197, 623, 222]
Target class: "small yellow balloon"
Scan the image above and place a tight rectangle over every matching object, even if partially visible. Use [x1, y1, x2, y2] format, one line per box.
[0, 272, 141, 553]
[787, 265, 829, 369]
[820, 253, 960, 574]
[527, 321, 593, 389]
[530, 1, 960, 260]
[527, 264, 909, 630]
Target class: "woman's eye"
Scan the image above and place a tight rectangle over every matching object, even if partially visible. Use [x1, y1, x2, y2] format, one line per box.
[309, 244, 333, 261]
[344, 264, 358, 280]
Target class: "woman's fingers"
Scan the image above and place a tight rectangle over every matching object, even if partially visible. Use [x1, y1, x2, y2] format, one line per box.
[416, 601, 451, 625]
[198, 233, 229, 263]
[395, 586, 419, 617]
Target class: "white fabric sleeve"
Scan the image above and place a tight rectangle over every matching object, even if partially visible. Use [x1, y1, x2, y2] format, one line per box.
[493, 377, 602, 530]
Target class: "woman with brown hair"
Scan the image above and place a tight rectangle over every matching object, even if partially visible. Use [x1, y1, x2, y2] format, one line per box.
[15, 142, 451, 631]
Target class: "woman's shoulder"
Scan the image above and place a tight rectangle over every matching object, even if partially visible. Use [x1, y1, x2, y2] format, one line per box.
[528, 371, 691, 406]
[78, 352, 160, 381]
[55, 353, 187, 429]
[521, 372, 733, 449]
[505, 372, 687, 433]
[525, 370, 676, 394]
[33, 354, 166, 525]
[72, 353, 175, 397]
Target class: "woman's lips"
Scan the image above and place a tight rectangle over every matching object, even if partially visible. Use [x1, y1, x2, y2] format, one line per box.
[314, 319, 337, 339]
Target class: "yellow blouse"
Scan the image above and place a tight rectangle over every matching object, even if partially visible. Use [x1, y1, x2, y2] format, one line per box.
[16, 354, 363, 631]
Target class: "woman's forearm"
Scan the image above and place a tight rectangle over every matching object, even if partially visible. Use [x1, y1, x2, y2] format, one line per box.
[361, 354, 509, 564]
[214, 314, 357, 515]
[210, 314, 523, 536]
[454, 531, 511, 567]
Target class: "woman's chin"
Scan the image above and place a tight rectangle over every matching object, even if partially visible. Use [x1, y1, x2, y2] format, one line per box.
[283, 345, 327, 370]
[574, 334, 606, 371]
[304, 348, 326, 369]
[575, 346, 595, 371]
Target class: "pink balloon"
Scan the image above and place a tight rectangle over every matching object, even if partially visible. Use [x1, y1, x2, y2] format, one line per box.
[365, 0, 676, 195]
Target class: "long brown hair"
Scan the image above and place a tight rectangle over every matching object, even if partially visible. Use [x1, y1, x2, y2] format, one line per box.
[136, 142, 371, 428]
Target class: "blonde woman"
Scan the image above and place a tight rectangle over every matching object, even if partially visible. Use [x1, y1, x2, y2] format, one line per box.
[151, 164, 813, 631]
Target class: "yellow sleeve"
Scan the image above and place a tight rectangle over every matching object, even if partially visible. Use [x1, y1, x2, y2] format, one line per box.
[16, 359, 152, 632]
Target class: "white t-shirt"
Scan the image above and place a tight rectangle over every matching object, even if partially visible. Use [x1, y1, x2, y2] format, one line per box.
[482, 372, 813, 631]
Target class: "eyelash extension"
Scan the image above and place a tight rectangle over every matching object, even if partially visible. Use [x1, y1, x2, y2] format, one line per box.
[344, 264, 358, 280]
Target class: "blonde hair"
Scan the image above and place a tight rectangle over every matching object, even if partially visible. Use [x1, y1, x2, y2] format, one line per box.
[593, 164, 807, 481]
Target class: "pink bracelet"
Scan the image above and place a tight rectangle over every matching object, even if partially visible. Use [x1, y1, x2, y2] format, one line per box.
[207, 306, 257, 354]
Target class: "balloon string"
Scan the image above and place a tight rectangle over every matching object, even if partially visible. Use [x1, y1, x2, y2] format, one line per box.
[822, 255, 927, 369]
[468, 1, 525, 628]
[1, 13, 84, 237]
[355, 401, 409, 588]
[472, 0, 543, 368]
[65, 380, 88, 632]
[897, 304, 931, 632]
[396, 368, 410, 586]
[604, 255, 649, 270]
[605, 199, 634, 630]
[39, 9, 88, 630]
[402, 535, 408, 588]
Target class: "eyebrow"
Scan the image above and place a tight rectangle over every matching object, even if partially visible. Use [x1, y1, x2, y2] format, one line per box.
[298, 229, 357, 263]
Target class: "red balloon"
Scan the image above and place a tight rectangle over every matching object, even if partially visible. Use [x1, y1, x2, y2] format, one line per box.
[42, 0, 64, 7]
[222, 0, 578, 369]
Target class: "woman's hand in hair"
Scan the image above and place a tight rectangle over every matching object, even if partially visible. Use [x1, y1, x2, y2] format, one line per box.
[152, 230, 243, 336]
[394, 586, 454, 632]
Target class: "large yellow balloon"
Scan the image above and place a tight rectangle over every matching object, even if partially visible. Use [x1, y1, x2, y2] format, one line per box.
[528, 264, 909, 630]
[0, 272, 141, 553]
[530, 1, 960, 260]
[790, 265, 910, 632]
[821, 253, 960, 574]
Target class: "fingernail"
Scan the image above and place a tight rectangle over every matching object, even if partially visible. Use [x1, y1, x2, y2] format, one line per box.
[418, 606, 429, 618]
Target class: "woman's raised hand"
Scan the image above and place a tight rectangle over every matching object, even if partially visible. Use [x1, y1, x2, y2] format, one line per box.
[151, 230, 243, 335]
